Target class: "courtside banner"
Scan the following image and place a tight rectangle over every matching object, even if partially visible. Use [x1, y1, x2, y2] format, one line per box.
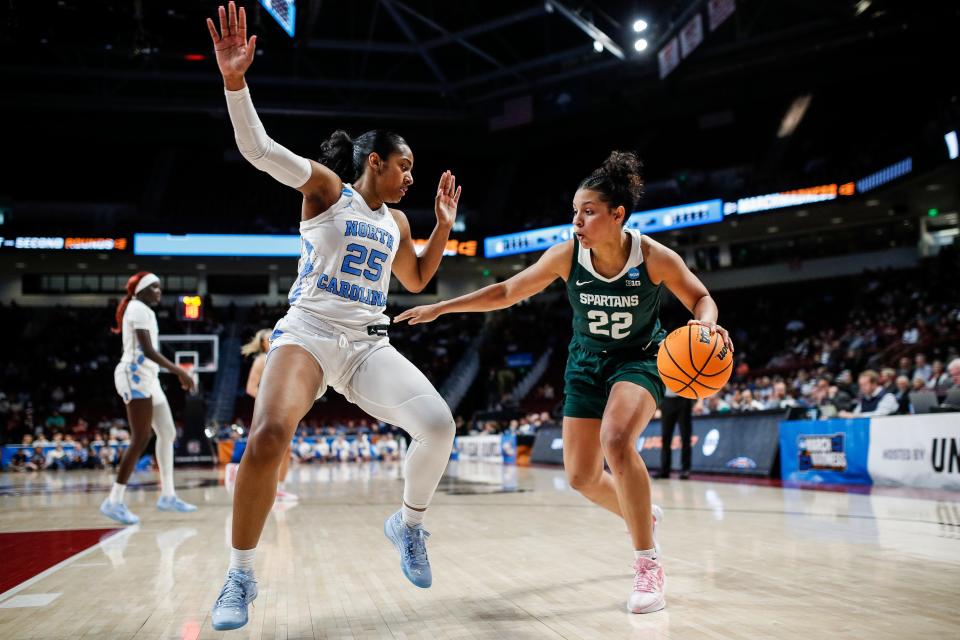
[639, 413, 783, 476]
[867, 414, 960, 490]
[779, 418, 871, 485]
[531, 426, 565, 465]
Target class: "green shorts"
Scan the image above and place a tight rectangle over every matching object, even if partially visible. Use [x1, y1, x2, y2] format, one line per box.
[562, 338, 665, 420]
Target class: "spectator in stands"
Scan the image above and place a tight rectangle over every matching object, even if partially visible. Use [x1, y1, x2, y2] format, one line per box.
[896, 356, 913, 380]
[948, 358, 960, 389]
[928, 360, 951, 397]
[739, 389, 765, 412]
[910, 376, 927, 393]
[379, 433, 400, 461]
[9, 448, 29, 471]
[704, 395, 731, 414]
[27, 446, 46, 471]
[765, 382, 797, 410]
[901, 324, 919, 344]
[332, 435, 351, 462]
[86, 441, 102, 469]
[44, 410, 66, 432]
[353, 434, 370, 461]
[840, 370, 898, 418]
[893, 376, 912, 415]
[98, 444, 116, 469]
[294, 437, 314, 464]
[308, 437, 327, 462]
[878, 368, 897, 395]
[835, 370, 857, 398]
[913, 353, 932, 383]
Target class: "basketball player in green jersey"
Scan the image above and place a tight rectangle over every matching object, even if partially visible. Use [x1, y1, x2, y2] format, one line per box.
[396, 151, 733, 614]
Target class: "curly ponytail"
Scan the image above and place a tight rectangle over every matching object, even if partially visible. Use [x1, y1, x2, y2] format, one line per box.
[318, 130, 358, 183]
[578, 150, 645, 219]
[112, 271, 152, 334]
[318, 129, 408, 184]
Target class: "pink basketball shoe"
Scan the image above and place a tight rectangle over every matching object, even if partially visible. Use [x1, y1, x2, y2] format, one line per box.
[628, 557, 665, 614]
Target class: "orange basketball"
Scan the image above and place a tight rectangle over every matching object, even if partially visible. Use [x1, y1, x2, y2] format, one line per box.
[656, 324, 733, 400]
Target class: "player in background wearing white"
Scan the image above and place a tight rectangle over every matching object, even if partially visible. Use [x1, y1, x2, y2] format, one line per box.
[242, 329, 296, 501]
[206, 4, 461, 631]
[100, 272, 198, 525]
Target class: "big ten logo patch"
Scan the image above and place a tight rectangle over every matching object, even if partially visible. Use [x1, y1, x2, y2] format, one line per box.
[625, 267, 644, 287]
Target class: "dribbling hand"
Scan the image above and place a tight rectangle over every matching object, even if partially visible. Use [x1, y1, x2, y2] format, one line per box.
[394, 305, 441, 325]
[687, 319, 734, 353]
[206, 2, 257, 83]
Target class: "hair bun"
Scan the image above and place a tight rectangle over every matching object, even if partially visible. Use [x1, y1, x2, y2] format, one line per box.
[601, 151, 643, 189]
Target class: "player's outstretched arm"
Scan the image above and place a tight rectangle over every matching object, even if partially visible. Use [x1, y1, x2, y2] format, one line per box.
[207, 2, 341, 212]
[394, 240, 572, 325]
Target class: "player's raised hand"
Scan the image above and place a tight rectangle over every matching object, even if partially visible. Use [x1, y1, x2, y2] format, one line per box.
[206, 2, 257, 82]
[434, 170, 461, 229]
[394, 304, 442, 325]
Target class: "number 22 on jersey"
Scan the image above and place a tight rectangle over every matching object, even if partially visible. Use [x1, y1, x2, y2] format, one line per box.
[587, 310, 633, 339]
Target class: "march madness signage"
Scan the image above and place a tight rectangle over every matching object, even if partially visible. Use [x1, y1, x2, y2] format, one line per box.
[867, 414, 960, 490]
[779, 418, 871, 485]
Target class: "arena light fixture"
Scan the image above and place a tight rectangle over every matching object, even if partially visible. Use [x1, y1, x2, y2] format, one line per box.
[945, 130, 958, 160]
[777, 94, 812, 138]
[633, 19, 648, 33]
[634, 38, 649, 52]
[593, 40, 604, 53]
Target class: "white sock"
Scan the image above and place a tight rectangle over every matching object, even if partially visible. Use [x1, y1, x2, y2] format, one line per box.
[634, 548, 658, 562]
[401, 503, 425, 528]
[229, 547, 256, 574]
[109, 482, 126, 505]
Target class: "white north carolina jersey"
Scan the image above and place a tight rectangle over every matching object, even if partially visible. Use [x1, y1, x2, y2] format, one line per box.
[120, 299, 160, 375]
[287, 184, 400, 328]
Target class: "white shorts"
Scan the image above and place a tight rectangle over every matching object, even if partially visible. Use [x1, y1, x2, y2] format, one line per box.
[268, 308, 390, 399]
[114, 361, 166, 406]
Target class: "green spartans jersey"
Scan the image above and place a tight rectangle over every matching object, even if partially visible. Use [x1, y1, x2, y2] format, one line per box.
[565, 228, 666, 352]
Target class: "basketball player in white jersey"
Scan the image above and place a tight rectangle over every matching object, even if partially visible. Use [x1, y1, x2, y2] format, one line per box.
[100, 272, 198, 525]
[242, 329, 296, 501]
[206, 4, 461, 630]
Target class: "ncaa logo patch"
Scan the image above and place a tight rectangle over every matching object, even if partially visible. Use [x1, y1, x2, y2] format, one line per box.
[627, 267, 641, 279]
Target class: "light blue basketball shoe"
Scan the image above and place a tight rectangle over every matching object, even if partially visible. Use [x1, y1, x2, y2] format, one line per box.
[384, 510, 433, 588]
[210, 568, 258, 631]
[157, 495, 198, 512]
[99, 498, 140, 525]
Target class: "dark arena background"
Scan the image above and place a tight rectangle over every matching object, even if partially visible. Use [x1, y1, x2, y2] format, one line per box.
[2, 1, 959, 638]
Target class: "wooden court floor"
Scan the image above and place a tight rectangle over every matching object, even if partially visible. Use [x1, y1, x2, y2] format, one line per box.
[1, 461, 958, 639]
